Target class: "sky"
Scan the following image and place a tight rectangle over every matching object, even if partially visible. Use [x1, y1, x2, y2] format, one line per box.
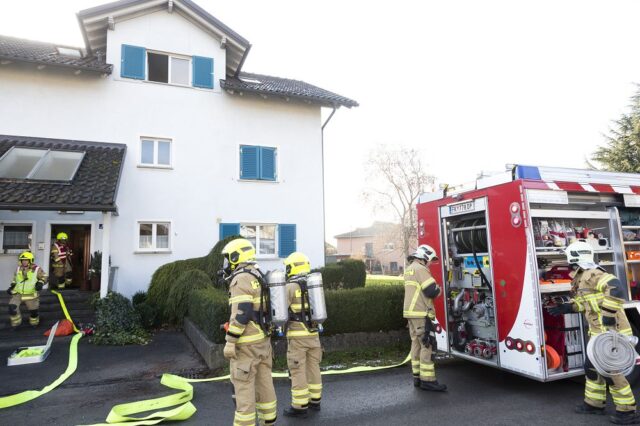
[2, 0, 640, 244]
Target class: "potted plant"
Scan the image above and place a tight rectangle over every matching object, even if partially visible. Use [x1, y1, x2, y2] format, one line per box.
[88, 251, 102, 292]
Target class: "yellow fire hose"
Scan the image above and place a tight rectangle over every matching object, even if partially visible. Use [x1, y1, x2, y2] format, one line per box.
[1, 291, 411, 425]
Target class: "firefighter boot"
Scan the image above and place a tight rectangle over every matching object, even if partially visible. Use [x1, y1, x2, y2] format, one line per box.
[611, 411, 640, 425]
[575, 402, 605, 415]
[283, 406, 308, 418]
[309, 401, 321, 411]
[419, 380, 447, 392]
[413, 377, 421, 387]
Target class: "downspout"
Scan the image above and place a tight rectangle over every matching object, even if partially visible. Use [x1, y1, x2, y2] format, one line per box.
[321, 107, 338, 265]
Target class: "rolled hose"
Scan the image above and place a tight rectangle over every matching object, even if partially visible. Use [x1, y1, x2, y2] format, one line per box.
[586, 331, 639, 378]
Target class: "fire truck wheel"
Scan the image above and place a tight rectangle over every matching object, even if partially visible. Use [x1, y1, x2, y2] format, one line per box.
[624, 323, 640, 386]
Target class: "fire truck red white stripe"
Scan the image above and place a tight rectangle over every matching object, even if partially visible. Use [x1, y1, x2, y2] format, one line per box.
[527, 181, 640, 196]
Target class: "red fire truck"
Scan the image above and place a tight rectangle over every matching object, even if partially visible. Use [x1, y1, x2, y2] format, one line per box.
[417, 165, 640, 382]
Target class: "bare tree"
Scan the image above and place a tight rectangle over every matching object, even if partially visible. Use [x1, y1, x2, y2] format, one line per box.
[362, 145, 435, 262]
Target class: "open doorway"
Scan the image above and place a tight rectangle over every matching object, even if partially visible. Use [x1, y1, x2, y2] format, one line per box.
[50, 224, 91, 290]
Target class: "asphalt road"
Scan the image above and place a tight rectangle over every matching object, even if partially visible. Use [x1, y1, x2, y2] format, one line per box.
[0, 332, 628, 425]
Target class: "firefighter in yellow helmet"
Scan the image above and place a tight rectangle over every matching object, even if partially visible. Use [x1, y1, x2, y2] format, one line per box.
[221, 238, 277, 426]
[50, 232, 73, 289]
[548, 241, 638, 425]
[282, 252, 323, 418]
[7, 251, 46, 329]
[403, 244, 446, 392]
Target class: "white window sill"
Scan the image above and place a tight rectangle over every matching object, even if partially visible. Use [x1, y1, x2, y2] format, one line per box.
[137, 164, 173, 170]
[237, 179, 280, 184]
[257, 255, 279, 260]
[135, 250, 172, 254]
[118, 77, 215, 92]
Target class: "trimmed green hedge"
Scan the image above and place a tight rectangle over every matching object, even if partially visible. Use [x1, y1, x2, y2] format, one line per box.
[189, 284, 405, 343]
[316, 259, 367, 290]
[189, 287, 230, 344]
[366, 274, 404, 286]
[166, 269, 211, 325]
[147, 235, 238, 324]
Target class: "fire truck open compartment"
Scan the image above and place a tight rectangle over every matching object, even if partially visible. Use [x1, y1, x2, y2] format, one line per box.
[418, 165, 640, 382]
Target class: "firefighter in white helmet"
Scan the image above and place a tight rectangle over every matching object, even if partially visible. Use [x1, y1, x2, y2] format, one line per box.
[221, 238, 277, 426]
[403, 244, 446, 391]
[548, 240, 638, 425]
[282, 252, 323, 418]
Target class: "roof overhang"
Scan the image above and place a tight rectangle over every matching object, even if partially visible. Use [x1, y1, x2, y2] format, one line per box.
[77, 0, 251, 76]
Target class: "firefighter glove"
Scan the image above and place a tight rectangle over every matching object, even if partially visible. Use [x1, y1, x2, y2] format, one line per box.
[602, 316, 616, 327]
[223, 342, 237, 360]
[6, 284, 14, 295]
[35, 281, 44, 291]
[547, 303, 573, 316]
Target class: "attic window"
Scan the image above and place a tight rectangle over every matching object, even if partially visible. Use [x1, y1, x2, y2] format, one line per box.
[57, 47, 82, 58]
[240, 77, 261, 84]
[0, 147, 84, 181]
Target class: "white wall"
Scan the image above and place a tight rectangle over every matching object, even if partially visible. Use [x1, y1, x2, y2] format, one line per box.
[0, 9, 324, 296]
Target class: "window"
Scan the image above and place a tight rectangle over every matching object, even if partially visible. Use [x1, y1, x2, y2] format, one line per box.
[390, 261, 398, 272]
[384, 242, 395, 250]
[147, 51, 190, 85]
[239, 145, 277, 181]
[0, 147, 84, 181]
[219, 223, 296, 258]
[137, 222, 171, 251]
[140, 138, 171, 168]
[1, 224, 32, 253]
[241, 224, 276, 256]
[365, 242, 374, 258]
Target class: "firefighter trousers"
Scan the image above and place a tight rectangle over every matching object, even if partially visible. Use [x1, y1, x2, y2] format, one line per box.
[230, 338, 277, 426]
[408, 318, 436, 382]
[52, 259, 72, 289]
[287, 337, 322, 409]
[584, 357, 636, 412]
[8, 293, 39, 327]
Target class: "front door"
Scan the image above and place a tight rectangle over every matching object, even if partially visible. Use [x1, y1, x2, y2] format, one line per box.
[50, 225, 91, 290]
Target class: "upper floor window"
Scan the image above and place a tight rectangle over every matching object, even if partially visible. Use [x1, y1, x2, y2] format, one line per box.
[239, 145, 277, 181]
[121, 44, 213, 89]
[139, 138, 172, 168]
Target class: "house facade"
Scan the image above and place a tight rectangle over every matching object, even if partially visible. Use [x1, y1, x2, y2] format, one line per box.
[334, 222, 408, 274]
[0, 0, 356, 297]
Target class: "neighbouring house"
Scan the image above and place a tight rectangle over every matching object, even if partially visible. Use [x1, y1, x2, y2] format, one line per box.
[0, 0, 357, 297]
[334, 222, 409, 274]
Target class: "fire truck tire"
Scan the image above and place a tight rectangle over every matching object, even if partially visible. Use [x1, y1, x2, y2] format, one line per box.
[624, 323, 640, 386]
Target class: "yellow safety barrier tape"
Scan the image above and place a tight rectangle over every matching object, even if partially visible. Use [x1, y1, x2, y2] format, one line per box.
[0, 290, 83, 409]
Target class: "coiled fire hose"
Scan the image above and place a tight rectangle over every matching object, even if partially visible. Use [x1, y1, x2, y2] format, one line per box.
[586, 330, 639, 378]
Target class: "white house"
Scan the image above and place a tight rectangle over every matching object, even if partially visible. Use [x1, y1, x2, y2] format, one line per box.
[0, 0, 357, 298]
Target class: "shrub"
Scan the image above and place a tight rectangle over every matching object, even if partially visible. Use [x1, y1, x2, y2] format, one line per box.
[322, 285, 405, 335]
[340, 259, 366, 289]
[91, 292, 150, 345]
[132, 291, 147, 306]
[166, 269, 212, 325]
[320, 264, 343, 290]
[189, 287, 230, 344]
[365, 275, 404, 286]
[135, 302, 158, 330]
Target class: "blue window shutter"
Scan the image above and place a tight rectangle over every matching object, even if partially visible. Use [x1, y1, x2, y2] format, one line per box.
[192, 56, 214, 89]
[121, 45, 146, 79]
[259, 147, 276, 181]
[278, 224, 296, 258]
[240, 145, 259, 180]
[219, 223, 240, 240]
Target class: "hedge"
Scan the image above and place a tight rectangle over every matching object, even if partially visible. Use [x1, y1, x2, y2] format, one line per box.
[147, 235, 238, 324]
[365, 275, 404, 286]
[316, 259, 366, 290]
[166, 269, 211, 325]
[188, 284, 405, 343]
[91, 292, 150, 345]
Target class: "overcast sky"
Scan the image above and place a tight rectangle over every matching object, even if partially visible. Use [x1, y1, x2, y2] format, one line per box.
[2, 0, 640, 244]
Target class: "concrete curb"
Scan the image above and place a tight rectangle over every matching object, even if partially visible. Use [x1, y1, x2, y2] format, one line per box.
[184, 317, 409, 370]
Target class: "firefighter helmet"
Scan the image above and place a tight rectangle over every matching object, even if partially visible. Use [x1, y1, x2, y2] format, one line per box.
[18, 251, 34, 264]
[221, 238, 256, 273]
[284, 252, 311, 278]
[565, 240, 595, 268]
[56, 232, 69, 240]
[408, 244, 439, 263]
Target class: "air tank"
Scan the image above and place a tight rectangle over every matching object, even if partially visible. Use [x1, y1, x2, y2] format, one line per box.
[267, 270, 288, 329]
[306, 272, 327, 324]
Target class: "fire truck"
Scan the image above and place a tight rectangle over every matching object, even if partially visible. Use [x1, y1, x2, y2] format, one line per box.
[417, 165, 640, 383]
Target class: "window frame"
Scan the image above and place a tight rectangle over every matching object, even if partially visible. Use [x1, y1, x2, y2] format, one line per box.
[138, 137, 173, 169]
[240, 223, 278, 259]
[0, 222, 34, 254]
[145, 49, 192, 87]
[0, 147, 84, 181]
[135, 220, 172, 253]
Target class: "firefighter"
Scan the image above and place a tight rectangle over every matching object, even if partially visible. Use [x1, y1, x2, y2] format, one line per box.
[50, 232, 72, 289]
[282, 252, 322, 418]
[7, 251, 46, 329]
[403, 244, 447, 392]
[548, 241, 638, 425]
[221, 238, 277, 426]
